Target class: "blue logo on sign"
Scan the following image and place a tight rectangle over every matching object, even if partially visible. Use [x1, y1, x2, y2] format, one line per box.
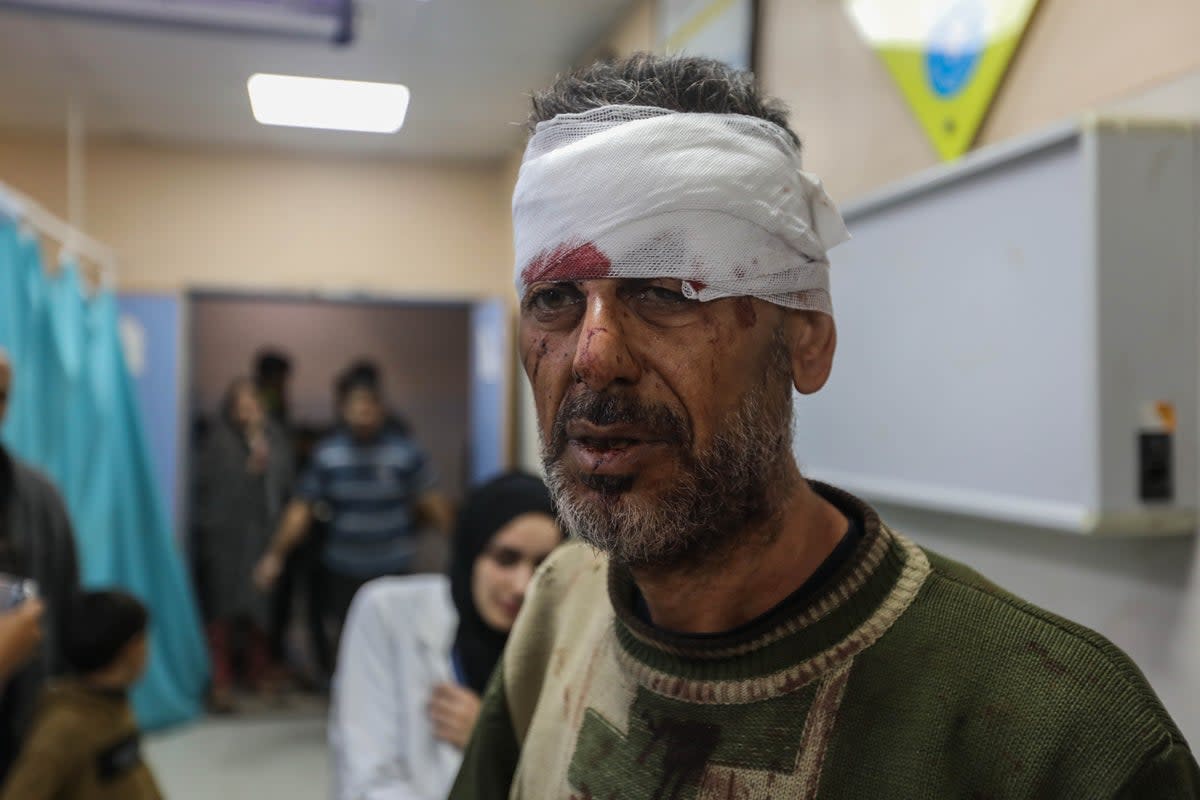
[925, 0, 986, 98]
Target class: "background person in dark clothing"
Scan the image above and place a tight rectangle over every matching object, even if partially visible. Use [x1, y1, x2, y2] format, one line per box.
[254, 349, 292, 428]
[254, 363, 451, 668]
[0, 350, 80, 782]
[250, 349, 317, 683]
[193, 377, 293, 711]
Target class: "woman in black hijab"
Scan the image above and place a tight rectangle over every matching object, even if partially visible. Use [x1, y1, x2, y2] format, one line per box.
[446, 471, 558, 694]
[331, 471, 561, 800]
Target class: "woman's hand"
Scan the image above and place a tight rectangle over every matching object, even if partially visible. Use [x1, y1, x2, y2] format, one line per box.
[253, 551, 284, 593]
[428, 683, 482, 750]
[245, 428, 270, 474]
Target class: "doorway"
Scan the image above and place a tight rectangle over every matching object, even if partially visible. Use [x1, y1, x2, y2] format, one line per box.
[188, 291, 482, 501]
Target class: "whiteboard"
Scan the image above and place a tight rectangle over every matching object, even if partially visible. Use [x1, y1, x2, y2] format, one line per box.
[794, 132, 1101, 528]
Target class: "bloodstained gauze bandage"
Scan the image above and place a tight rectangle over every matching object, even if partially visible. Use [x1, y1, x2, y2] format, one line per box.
[513, 105, 850, 315]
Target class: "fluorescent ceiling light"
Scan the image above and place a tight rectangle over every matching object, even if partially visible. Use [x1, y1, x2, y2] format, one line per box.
[247, 73, 410, 133]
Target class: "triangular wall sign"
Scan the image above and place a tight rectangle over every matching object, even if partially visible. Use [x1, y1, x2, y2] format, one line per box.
[845, 0, 1040, 161]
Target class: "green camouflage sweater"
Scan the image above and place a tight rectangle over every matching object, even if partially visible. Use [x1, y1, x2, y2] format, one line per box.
[450, 484, 1199, 799]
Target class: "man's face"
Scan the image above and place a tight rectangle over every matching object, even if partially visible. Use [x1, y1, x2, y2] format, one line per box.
[520, 277, 799, 570]
[342, 387, 386, 441]
[261, 370, 289, 402]
[0, 357, 10, 428]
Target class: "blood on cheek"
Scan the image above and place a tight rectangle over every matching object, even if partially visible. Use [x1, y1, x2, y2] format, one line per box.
[574, 325, 608, 375]
[526, 336, 550, 382]
[734, 297, 757, 329]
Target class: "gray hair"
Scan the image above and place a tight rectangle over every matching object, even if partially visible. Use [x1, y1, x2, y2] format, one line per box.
[529, 52, 801, 148]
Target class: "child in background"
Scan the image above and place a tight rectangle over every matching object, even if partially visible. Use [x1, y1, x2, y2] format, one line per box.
[0, 590, 163, 800]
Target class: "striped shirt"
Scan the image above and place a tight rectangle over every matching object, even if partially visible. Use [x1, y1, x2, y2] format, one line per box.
[297, 429, 434, 578]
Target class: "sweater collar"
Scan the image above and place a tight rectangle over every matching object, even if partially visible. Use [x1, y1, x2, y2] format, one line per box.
[606, 482, 931, 703]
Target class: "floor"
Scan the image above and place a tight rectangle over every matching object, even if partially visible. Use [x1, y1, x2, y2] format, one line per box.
[146, 698, 330, 800]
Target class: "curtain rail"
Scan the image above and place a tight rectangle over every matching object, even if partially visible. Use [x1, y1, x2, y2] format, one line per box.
[0, 180, 117, 287]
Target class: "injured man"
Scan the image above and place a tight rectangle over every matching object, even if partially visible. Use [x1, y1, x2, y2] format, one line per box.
[450, 53, 1200, 800]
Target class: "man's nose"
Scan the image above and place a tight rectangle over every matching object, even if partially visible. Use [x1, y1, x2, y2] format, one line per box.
[571, 295, 641, 392]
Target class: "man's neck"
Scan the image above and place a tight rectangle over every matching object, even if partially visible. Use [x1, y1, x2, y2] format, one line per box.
[631, 472, 848, 635]
[349, 429, 383, 446]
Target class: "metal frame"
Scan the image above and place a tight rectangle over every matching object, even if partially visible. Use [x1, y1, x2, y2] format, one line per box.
[0, 0, 355, 45]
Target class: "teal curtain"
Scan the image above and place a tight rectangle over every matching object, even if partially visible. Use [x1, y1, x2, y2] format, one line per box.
[0, 223, 45, 457]
[0, 217, 208, 729]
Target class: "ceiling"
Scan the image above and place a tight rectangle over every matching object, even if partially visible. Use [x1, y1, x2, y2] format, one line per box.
[0, 0, 638, 160]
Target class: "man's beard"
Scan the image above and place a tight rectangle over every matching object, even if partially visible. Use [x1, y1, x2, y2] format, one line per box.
[541, 333, 796, 571]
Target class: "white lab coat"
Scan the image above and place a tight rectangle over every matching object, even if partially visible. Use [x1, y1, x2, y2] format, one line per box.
[330, 574, 462, 800]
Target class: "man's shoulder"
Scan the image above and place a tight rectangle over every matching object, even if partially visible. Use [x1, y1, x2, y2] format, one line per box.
[313, 430, 351, 454]
[500, 541, 611, 738]
[920, 547, 1158, 679]
[525, 540, 610, 616]
[901, 543, 1182, 739]
[511, 541, 609, 638]
[9, 456, 66, 507]
[532, 539, 607, 590]
[377, 430, 428, 468]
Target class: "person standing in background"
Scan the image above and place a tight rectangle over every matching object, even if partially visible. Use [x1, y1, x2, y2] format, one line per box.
[254, 364, 451, 664]
[0, 349, 79, 781]
[252, 349, 312, 683]
[194, 377, 293, 712]
[253, 350, 292, 428]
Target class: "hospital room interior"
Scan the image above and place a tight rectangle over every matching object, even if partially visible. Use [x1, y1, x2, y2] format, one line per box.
[1, 1, 1200, 798]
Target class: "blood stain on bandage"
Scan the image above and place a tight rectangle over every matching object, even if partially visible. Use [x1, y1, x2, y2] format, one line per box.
[522, 241, 611, 284]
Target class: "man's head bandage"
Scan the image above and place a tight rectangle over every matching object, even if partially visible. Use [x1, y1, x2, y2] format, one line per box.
[513, 105, 849, 314]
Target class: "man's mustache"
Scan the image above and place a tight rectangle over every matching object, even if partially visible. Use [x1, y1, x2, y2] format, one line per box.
[547, 391, 689, 459]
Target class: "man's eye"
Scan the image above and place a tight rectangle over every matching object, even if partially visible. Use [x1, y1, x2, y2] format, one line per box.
[638, 286, 688, 304]
[526, 286, 580, 312]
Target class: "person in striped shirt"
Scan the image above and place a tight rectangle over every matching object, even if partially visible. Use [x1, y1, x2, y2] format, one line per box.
[254, 364, 450, 658]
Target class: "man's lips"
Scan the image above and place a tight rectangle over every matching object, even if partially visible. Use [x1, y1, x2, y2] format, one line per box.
[564, 421, 673, 475]
[565, 421, 669, 447]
